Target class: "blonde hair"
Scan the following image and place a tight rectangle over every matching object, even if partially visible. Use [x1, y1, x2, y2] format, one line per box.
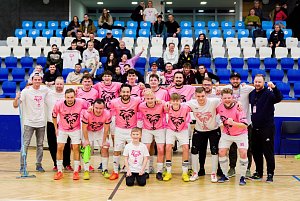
[131, 127, 142, 134]
[221, 88, 233, 96]
[170, 93, 181, 101]
[143, 89, 154, 96]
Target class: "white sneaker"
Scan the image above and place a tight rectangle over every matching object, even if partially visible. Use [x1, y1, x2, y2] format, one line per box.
[190, 172, 199, 181]
[211, 173, 218, 183]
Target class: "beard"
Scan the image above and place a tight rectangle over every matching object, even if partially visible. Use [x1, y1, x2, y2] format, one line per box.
[121, 95, 130, 101]
[231, 82, 240, 89]
[175, 82, 183, 87]
[255, 85, 264, 91]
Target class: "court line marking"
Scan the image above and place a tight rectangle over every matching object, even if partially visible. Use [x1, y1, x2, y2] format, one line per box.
[107, 173, 125, 201]
[292, 175, 300, 182]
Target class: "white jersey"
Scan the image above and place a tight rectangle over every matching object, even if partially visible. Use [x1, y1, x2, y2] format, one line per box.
[20, 86, 49, 127]
[45, 89, 64, 122]
[144, 8, 158, 23]
[82, 48, 100, 63]
[123, 142, 150, 173]
[186, 98, 220, 132]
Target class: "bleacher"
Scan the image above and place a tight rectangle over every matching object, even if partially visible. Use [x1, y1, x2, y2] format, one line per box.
[1, 19, 300, 99]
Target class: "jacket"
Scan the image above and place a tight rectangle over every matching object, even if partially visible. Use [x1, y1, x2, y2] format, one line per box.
[99, 36, 120, 56]
[177, 51, 194, 68]
[195, 72, 220, 84]
[192, 36, 210, 58]
[79, 19, 96, 34]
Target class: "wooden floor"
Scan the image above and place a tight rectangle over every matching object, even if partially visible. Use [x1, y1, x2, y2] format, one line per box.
[0, 149, 300, 201]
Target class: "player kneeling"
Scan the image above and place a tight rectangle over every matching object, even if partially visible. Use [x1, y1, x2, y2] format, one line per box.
[164, 93, 191, 182]
[124, 127, 149, 186]
[216, 88, 249, 185]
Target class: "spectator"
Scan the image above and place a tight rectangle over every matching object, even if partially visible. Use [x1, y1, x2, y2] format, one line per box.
[43, 64, 61, 86]
[82, 41, 101, 73]
[143, 0, 158, 24]
[79, 14, 96, 37]
[281, 3, 288, 16]
[62, 41, 82, 69]
[112, 66, 123, 82]
[151, 15, 166, 37]
[66, 16, 80, 37]
[145, 62, 164, 84]
[105, 52, 118, 73]
[99, 30, 120, 57]
[98, 8, 113, 29]
[67, 41, 81, 52]
[131, 1, 145, 25]
[178, 44, 194, 69]
[46, 44, 63, 74]
[253, 0, 264, 21]
[119, 48, 145, 74]
[163, 42, 178, 67]
[116, 40, 132, 61]
[28, 65, 44, 84]
[192, 33, 210, 65]
[195, 64, 220, 84]
[245, 8, 261, 35]
[286, 1, 300, 39]
[270, 4, 287, 23]
[87, 32, 101, 52]
[165, 14, 181, 39]
[121, 66, 144, 84]
[182, 63, 196, 85]
[66, 63, 83, 84]
[269, 24, 285, 57]
[72, 30, 86, 55]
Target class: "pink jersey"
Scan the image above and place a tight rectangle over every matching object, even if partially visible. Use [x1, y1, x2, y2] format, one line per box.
[153, 87, 170, 101]
[167, 104, 191, 132]
[164, 70, 177, 85]
[216, 103, 248, 136]
[138, 101, 165, 130]
[52, 98, 89, 132]
[110, 97, 142, 129]
[76, 87, 98, 106]
[82, 109, 112, 132]
[130, 84, 142, 97]
[94, 82, 122, 109]
[168, 85, 195, 102]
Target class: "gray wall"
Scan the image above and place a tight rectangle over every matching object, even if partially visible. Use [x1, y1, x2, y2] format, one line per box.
[71, 0, 86, 21]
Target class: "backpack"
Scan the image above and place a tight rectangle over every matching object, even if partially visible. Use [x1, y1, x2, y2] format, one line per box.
[253, 28, 266, 38]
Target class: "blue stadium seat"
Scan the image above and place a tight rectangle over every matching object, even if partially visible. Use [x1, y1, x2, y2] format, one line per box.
[266, 29, 273, 39]
[198, 57, 211, 68]
[15, 29, 27, 39]
[62, 68, 74, 81]
[181, 29, 193, 38]
[287, 69, 300, 83]
[223, 29, 235, 39]
[264, 57, 277, 70]
[275, 20, 286, 27]
[180, 21, 192, 29]
[48, 21, 59, 30]
[42, 29, 54, 39]
[96, 68, 104, 76]
[11, 68, 25, 82]
[214, 57, 228, 69]
[209, 29, 221, 38]
[28, 68, 35, 75]
[35, 21, 46, 30]
[114, 21, 125, 27]
[93, 21, 98, 27]
[247, 58, 260, 69]
[221, 21, 232, 30]
[195, 29, 207, 36]
[135, 58, 147, 68]
[20, 81, 27, 91]
[276, 82, 291, 99]
[251, 69, 266, 80]
[135, 67, 145, 76]
[233, 69, 249, 82]
[0, 68, 9, 82]
[270, 69, 284, 82]
[36, 56, 47, 67]
[208, 21, 219, 29]
[55, 29, 63, 37]
[100, 57, 107, 64]
[140, 21, 151, 29]
[230, 58, 244, 69]
[60, 21, 69, 28]
[5, 57, 18, 70]
[22, 21, 33, 30]
[262, 21, 273, 30]
[194, 21, 205, 29]
[81, 68, 92, 73]
[127, 21, 138, 29]
[217, 69, 231, 83]
[281, 58, 294, 70]
[149, 57, 159, 66]
[20, 56, 33, 71]
[112, 29, 123, 39]
[138, 29, 150, 37]
[125, 29, 137, 39]
[28, 29, 40, 39]
[97, 29, 107, 37]
[0, 81, 17, 98]
[294, 82, 300, 99]
[235, 21, 245, 30]
[237, 29, 249, 39]
[283, 29, 292, 39]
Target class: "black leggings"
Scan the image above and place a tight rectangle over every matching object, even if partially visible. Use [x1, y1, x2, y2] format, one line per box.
[126, 173, 147, 186]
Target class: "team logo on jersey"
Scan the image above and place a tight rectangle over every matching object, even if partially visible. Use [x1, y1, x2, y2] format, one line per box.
[146, 114, 161, 130]
[64, 113, 79, 130]
[90, 121, 104, 131]
[180, 95, 187, 102]
[82, 98, 94, 105]
[170, 116, 185, 132]
[120, 109, 135, 128]
[195, 112, 212, 130]
[165, 77, 173, 85]
[34, 96, 43, 107]
[131, 150, 141, 164]
[101, 90, 115, 108]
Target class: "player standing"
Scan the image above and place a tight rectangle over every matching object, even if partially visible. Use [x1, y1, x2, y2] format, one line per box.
[76, 74, 98, 106]
[149, 74, 169, 101]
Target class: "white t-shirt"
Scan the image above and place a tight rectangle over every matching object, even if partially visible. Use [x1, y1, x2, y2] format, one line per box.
[45, 89, 65, 122]
[144, 8, 158, 23]
[123, 142, 150, 173]
[186, 98, 220, 132]
[145, 71, 164, 84]
[20, 86, 49, 127]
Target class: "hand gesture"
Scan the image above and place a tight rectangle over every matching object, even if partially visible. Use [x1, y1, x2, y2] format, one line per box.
[267, 81, 275, 89]
[126, 169, 132, 177]
[15, 92, 21, 100]
[227, 118, 234, 125]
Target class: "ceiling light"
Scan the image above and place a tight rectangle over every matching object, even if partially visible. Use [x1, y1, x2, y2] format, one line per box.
[229, 9, 235, 12]
[200, 2, 207, 5]
[234, 1, 236, 4]
[198, 10, 204, 12]
[166, 1, 173, 4]
[97, 2, 103, 4]
[131, 2, 138, 4]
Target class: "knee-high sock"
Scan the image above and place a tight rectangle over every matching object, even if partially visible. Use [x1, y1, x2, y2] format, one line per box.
[113, 155, 120, 173]
[74, 160, 80, 172]
[211, 155, 218, 173]
[182, 160, 189, 173]
[219, 156, 229, 177]
[166, 160, 172, 173]
[240, 158, 249, 177]
[102, 157, 108, 171]
[191, 154, 199, 173]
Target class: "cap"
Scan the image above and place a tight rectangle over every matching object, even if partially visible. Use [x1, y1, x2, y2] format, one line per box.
[106, 30, 112, 34]
[230, 72, 241, 79]
[32, 72, 43, 79]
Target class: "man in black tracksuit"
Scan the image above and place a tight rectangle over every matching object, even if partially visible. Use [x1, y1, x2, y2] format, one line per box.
[249, 74, 282, 182]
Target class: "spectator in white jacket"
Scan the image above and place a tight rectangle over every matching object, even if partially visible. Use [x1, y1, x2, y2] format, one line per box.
[82, 41, 102, 75]
[163, 42, 178, 68]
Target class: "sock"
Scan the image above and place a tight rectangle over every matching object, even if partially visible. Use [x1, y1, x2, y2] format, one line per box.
[74, 160, 80, 172]
[157, 163, 163, 173]
[166, 160, 172, 173]
[57, 160, 63, 172]
[240, 158, 249, 177]
[83, 162, 89, 171]
[219, 156, 229, 177]
[211, 155, 218, 173]
[102, 157, 108, 171]
[182, 160, 189, 173]
[191, 154, 199, 173]
[149, 156, 154, 168]
[113, 155, 120, 173]
[145, 160, 150, 173]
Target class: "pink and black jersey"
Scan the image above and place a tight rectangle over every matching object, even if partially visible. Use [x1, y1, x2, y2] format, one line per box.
[166, 104, 191, 132]
[164, 70, 178, 85]
[52, 98, 89, 132]
[82, 109, 112, 132]
[153, 87, 170, 101]
[216, 103, 248, 136]
[76, 87, 98, 106]
[138, 101, 165, 130]
[110, 97, 142, 129]
[131, 84, 142, 97]
[168, 85, 195, 102]
[94, 82, 122, 109]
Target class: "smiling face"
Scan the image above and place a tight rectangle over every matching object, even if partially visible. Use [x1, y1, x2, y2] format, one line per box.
[32, 75, 42, 88]
[102, 74, 112, 84]
[202, 79, 213, 94]
[149, 76, 159, 88]
[131, 130, 141, 142]
[198, 65, 206, 74]
[55, 78, 64, 93]
[144, 92, 155, 106]
[82, 77, 93, 90]
[49, 65, 56, 74]
[120, 86, 131, 101]
[93, 102, 105, 116]
[254, 76, 265, 91]
[174, 73, 184, 87]
[222, 93, 234, 107]
[65, 91, 75, 106]
[195, 91, 207, 105]
[230, 77, 241, 89]
[127, 73, 137, 84]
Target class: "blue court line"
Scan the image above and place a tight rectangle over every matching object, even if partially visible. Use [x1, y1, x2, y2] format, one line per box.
[292, 175, 300, 182]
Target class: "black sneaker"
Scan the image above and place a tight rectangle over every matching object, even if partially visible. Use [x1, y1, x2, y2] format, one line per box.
[156, 172, 163, 181]
[218, 175, 229, 183]
[198, 168, 206, 176]
[250, 172, 262, 181]
[266, 174, 273, 183]
[145, 172, 149, 179]
[239, 176, 246, 186]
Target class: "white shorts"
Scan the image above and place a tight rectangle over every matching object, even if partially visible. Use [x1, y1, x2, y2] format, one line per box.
[82, 130, 104, 147]
[110, 116, 116, 135]
[141, 129, 166, 144]
[57, 130, 81, 145]
[114, 127, 132, 151]
[219, 133, 248, 149]
[137, 120, 143, 128]
[166, 129, 189, 146]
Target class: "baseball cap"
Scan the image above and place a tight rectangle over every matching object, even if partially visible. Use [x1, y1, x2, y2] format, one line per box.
[32, 72, 43, 79]
[106, 30, 112, 34]
[230, 72, 241, 79]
